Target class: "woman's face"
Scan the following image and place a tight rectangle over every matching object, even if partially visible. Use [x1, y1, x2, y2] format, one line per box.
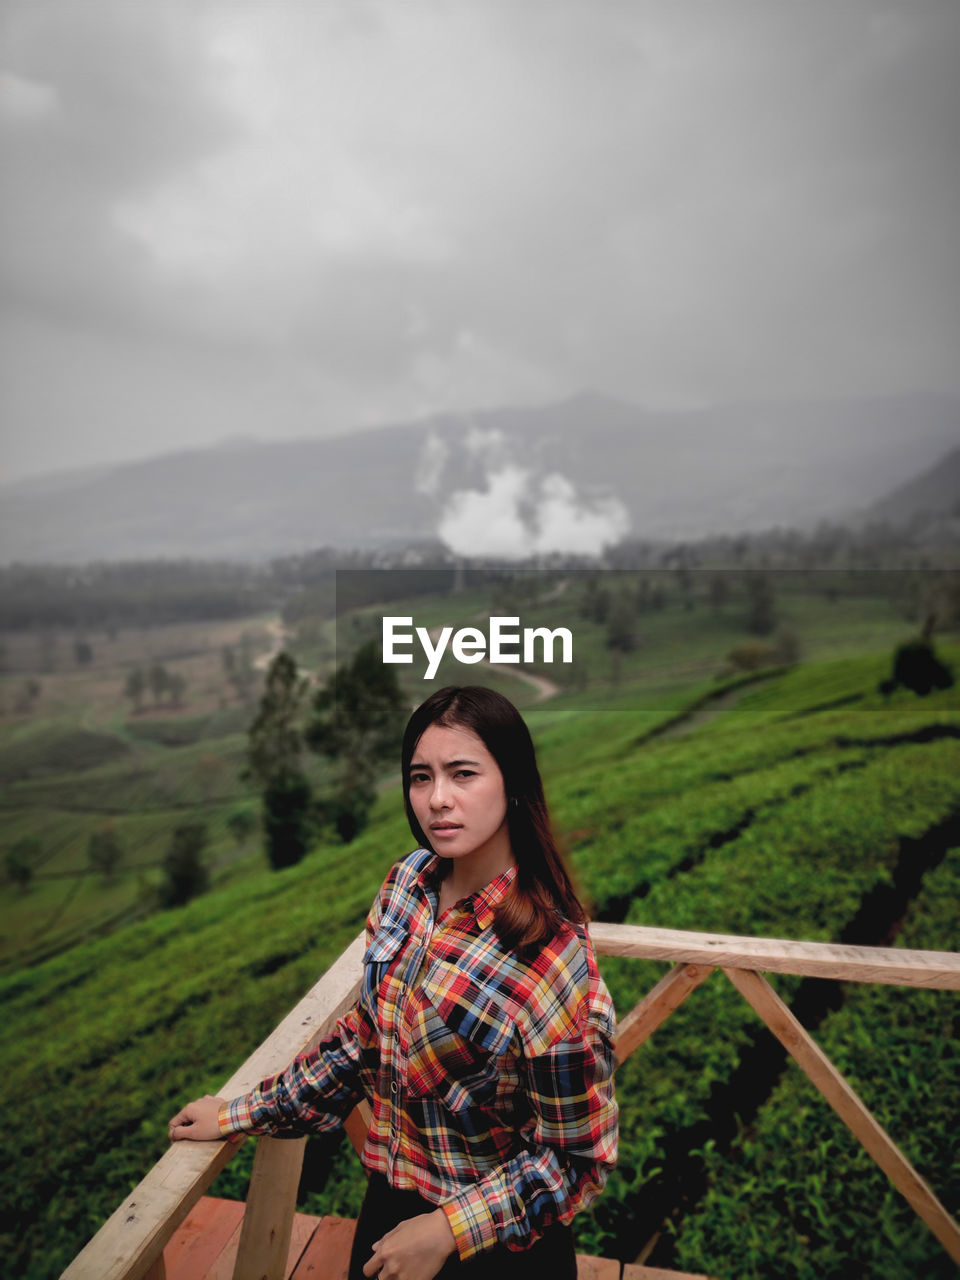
[408, 721, 512, 868]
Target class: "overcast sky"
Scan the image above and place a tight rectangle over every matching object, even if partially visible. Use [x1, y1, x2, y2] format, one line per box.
[1, 0, 958, 483]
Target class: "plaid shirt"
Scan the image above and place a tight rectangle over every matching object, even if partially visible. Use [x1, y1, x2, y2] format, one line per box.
[219, 849, 618, 1260]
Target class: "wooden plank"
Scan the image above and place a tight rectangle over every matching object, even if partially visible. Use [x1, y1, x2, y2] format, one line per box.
[622, 1266, 721, 1279]
[615, 963, 713, 1066]
[589, 921, 960, 989]
[343, 1100, 372, 1159]
[231, 1137, 307, 1280]
[162, 1197, 244, 1278]
[61, 932, 367, 1280]
[723, 966, 960, 1265]
[575, 1257, 619, 1279]
[289, 1216, 357, 1279]
[205, 1208, 322, 1280]
[142, 1258, 167, 1280]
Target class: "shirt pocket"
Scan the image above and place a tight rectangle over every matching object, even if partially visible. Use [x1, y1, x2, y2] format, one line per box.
[360, 921, 408, 1018]
[405, 959, 515, 1113]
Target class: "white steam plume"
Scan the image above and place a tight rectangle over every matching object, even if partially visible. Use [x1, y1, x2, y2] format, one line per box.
[438, 466, 628, 558]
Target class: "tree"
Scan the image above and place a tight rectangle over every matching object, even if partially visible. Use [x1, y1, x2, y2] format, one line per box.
[222, 643, 257, 701]
[125, 667, 145, 712]
[580, 575, 611, 624]
[5, 837, 38, 892]
[167, 672, 187, 707]
[246, 652, 312, 869]
[606, 593, 638, 655]
[883, 637, 954, 698]
[307, 640, 406, 843]
[74, 639, 94, 665]
[14, 679, 41, 714]
[745, 572, 777, 636]
[160, 822, 209, 908]
[262, 774, 314, 868]
[246, 652, 308, 787]
[87, 824, 123, 881]
[148, 663, 170, 705]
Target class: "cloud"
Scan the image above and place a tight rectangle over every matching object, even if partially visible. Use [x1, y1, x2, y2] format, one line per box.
[437, 465, 630, 559]
[0, 70, 59, 120]
[1, 0, 959, 480]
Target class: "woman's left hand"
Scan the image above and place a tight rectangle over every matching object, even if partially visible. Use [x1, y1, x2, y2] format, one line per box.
[362, 1208, 456, 1279]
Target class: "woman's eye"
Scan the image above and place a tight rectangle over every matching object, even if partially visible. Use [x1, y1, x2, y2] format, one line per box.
[454, 769, 475, 779]
[410, 773, 429, 784]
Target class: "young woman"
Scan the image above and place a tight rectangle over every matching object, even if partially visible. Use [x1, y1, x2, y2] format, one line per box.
[169, 685, 618, 1280]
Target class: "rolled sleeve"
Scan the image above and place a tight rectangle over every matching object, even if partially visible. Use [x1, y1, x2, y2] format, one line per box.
[441, 1012, 618, 1260]
[217, 1001, 375, 1137]
[217, 894, 385, 1140]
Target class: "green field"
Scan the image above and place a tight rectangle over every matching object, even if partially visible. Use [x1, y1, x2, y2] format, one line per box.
[1, 573, 958, 1278]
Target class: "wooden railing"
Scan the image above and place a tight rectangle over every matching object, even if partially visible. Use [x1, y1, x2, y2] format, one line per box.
[61, 924, 960, 1280]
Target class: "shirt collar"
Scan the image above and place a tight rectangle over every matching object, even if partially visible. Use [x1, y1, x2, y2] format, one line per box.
[417, 853, 518, 930]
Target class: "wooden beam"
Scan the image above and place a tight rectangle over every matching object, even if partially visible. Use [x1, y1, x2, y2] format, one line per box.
[723, 966, 960, 1265]
[589, 922, 960, 989]
[575, 1256, 619, 1279]
[61, 931, 367, 1280]
[615, 964, 713, 1067]
[622, 1266, 721, 1280]
[231, 1137, 307, 1280]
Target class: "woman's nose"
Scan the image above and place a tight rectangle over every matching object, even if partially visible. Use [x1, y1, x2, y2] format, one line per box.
[430, 778, 451, 809]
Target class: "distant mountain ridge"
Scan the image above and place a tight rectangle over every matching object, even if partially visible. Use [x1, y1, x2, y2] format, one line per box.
[1, 390, 957, 562]
[858, 443, 960, 525]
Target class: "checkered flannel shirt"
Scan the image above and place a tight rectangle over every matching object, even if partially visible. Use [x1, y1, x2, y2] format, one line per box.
[219, 848, 619, 1260]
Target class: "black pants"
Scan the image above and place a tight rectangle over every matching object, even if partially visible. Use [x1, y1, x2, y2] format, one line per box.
[347, 1171, 577, 1279]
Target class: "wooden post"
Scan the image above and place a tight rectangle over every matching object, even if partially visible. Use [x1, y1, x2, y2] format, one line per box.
[724, 966, 960, 1265]
[231, 1137, 307, 1280]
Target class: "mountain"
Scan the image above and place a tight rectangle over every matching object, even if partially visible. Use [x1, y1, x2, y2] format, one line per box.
[1, 391, 957, 563]
[857, 443, 960, 526]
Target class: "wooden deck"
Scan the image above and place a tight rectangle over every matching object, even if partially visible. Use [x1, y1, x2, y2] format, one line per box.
[63, 924, 960, 1280]
[160, 1197, 717, 1280]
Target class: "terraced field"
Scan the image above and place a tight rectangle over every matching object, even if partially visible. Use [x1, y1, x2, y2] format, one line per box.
[3, 632, 958, 1279]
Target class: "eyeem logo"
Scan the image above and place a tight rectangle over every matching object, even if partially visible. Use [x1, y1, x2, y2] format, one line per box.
[383, 616, 573, 680]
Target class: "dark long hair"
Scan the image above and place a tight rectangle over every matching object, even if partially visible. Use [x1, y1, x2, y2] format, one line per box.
[401, 685, 586, 954]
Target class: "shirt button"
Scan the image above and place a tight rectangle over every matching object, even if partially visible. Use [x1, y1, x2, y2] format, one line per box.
[399, 983, 407, 995]
[390, 1080, 398, 1094]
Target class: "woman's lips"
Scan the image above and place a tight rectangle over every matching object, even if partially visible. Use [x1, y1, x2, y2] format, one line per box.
[430, 824, 462, 838]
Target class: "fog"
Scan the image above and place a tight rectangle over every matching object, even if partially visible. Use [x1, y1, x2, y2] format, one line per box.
[2, 0, 959, 490]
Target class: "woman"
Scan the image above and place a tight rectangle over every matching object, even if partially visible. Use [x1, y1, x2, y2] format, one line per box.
[169, 685, 618, 1279]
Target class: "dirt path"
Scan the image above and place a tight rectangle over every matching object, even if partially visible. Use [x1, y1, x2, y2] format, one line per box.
[253, 618, 288, 672]
[425, 622, 560, 702]
[257, 613, 562, 703]
[253, 618, 322, 683]
[505, 663, 560, 701]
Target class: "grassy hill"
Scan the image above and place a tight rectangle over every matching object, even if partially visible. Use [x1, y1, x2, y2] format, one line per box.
[2, 606, 958, 1277]
[0, 576, 957, 1274]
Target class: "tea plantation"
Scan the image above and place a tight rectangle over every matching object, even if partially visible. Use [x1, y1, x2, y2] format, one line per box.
[2, 646, 958, 1278]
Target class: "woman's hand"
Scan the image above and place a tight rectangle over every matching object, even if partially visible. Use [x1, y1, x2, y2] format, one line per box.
[362, 1208, 456, 1280]
[168, 1094, 229, 1143]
